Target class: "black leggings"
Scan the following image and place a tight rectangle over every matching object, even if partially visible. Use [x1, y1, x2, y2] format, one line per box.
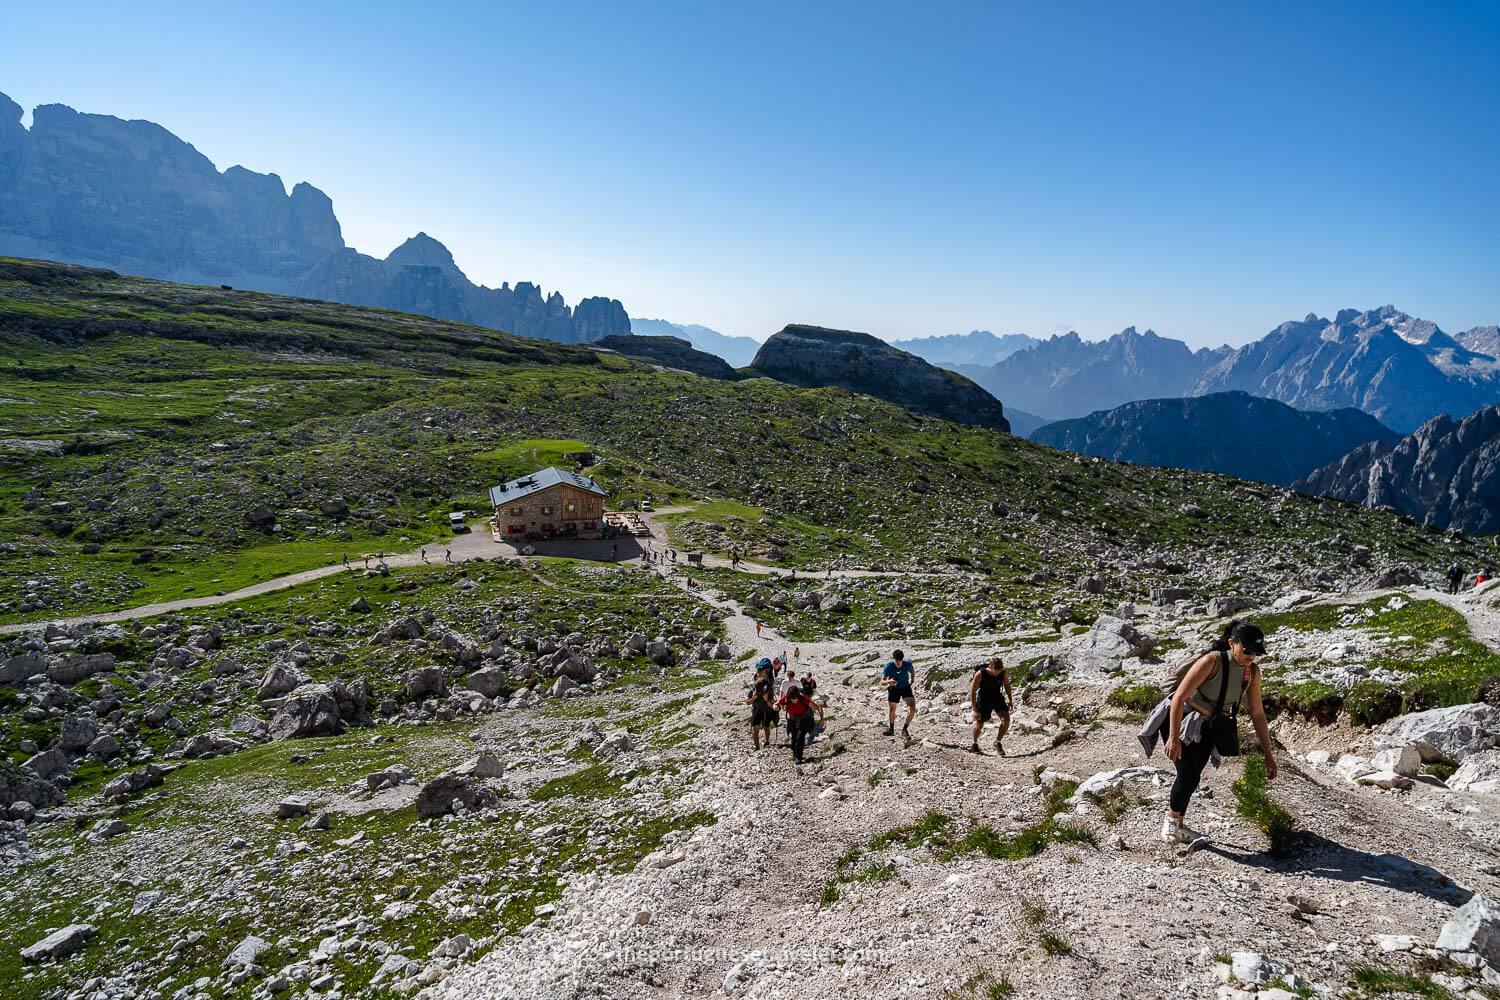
[789, 714, 814, 760]
[1169, 733, 1215, 814]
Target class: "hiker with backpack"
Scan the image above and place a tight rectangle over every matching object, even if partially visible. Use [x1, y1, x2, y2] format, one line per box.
[1139, 620, 1275, 844]
[968, 656, 1013, 755]
[778, 680, 826, 764]
[747, 662, 777, 750]
[801, 672, 823, 742]
[1447, 562, 1464, 594]
[882, 648, 917, 739]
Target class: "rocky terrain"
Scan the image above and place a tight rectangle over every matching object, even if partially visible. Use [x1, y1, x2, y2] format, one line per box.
[748, 324, 1011, 431]
[4, 262, 1500, 1000]
[1032, 392, 1400, 486]
[596, 335, 740, 380]
[0, 92, 628, 345]
[1295, 406, 1500, 534]
[630, 320, 761, 368]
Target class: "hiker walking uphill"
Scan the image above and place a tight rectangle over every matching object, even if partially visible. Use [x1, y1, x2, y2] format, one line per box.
[747, 662, 777, 751]
[968, 656, 1013, 755]
[1447, 562, 1464, 594]
[1139, 620, 1276, 845]
[882, 648, 917, 739]
[778, 680, 826, 764]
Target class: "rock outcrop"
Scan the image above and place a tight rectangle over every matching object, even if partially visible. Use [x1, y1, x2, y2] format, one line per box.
[0, 93, 629, 345]
[1032, 391, 1400, 486]
[1295, 406, 1500, 533]
[596, 335, 739, 379]
[749, 325, 1010, 431]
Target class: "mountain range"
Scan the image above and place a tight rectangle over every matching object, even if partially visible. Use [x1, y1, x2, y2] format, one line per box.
[956, 308, 1500, 433]
[1031, 391, 1400, 486]
[1294, 405, 1500, 534]
[0, 91, 627, 344]
[629, 318, 761, 367]
[890, 329, 1040, 367]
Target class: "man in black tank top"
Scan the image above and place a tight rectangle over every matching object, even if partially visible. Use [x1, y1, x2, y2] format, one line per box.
[968, 656, 1013, 755]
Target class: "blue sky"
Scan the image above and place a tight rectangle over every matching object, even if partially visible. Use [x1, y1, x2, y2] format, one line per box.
[5, 1, 1499, 347]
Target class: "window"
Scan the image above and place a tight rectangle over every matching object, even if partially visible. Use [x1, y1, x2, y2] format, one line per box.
[510, 506, 524, 517]
[567, 503, 576, 512]
[541, 505, 554, 516]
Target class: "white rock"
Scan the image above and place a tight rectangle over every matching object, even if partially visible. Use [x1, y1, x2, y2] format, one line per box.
[452, 753, 505, 779]
[1069, 765, 1170, 804]
[1335, 756, 1375, 781]
[226, 935, 271, 967]
[1230, 952, 1283, 986]
[21, 924, 96, 962]
[1304, 750, 1334, 766]
[1356, 770, 1414, 790]
[1371, 745, 1423, 777]
[1373, 934, 1423, 952]
[1449, 750, 1500, 794]
[1437, 894, 1500, 968]
[1374, 703, 1500, 762]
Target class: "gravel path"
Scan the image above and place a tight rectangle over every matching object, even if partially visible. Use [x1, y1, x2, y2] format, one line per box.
[425, 586, 1500, 1000]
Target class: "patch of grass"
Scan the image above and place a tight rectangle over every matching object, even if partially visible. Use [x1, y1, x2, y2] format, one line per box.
[1106, 682, 1163, 713]
[1350, 965, 1449, 999]
[1233, 754, 1297, 854]
[531, 762, 628, 801]
[1039, 931, 1072, 956]
[869, 809, 951, 850]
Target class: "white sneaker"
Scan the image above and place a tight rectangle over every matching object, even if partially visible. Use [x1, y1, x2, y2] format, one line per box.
[1160, 816, 1202, 844]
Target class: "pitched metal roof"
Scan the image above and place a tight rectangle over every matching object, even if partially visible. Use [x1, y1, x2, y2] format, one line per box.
[489, 466, 606, 507]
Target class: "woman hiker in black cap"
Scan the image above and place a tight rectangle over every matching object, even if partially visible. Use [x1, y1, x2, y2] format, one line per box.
[1161, 620, 1276, 844]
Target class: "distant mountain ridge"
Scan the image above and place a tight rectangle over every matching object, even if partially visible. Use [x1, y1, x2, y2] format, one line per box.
[1032, 391, 1400, 486]
[630, 318, 760, 367]
[956, 308, 1500, 432]
[749, 324, 1010, 431]
[891, 329, 1039, 367]
[960, 327, 1231, 421]
[0, 90, 627, 344]
[1295, 406, 1500, 533]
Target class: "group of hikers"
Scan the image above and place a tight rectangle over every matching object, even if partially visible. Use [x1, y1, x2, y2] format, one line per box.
[741, 618, 1277, 848]
[744, 647, 1016, 763]
[1447, 562, 1493, 594]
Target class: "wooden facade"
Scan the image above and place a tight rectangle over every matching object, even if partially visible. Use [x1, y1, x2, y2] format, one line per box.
[489, 467, 608, 540]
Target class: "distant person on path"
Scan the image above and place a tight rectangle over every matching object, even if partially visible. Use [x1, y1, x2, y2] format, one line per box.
[1476, 569, 1492, 588]
[611, 543, 619, 562]
[968, 656, 1013, 755]
[420, 548, 429, 563]
[444, 548, 452, 563]
[755, 620, 763, 638]
[779, 681, 826, 764]
[1447, 562, 1464, 594]
[1157, 620, 1274, 845]
[882, 648, 917, 739]
[362, 554, 370, 570]
[748, 664, 777, 751]
[341, 553, 349, 569]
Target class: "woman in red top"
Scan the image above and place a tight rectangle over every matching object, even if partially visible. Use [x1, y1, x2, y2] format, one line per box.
[778, 684, 826, 764]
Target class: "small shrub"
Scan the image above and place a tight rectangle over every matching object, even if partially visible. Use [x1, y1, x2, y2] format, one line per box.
[1233, 755, 1296, 854]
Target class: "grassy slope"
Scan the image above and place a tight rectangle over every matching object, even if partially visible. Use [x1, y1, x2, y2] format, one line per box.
[1, 257, 1494, 627]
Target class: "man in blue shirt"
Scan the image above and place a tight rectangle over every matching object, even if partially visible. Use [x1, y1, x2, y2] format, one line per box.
[882, 648, 917, 739]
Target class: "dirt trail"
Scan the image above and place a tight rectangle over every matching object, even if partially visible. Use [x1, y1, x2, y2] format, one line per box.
[426, 582, 1500, 1000]
[1, 506, 949, 636]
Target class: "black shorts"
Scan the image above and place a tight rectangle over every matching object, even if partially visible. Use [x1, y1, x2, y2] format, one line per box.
[752, 705, 776, 727]
[887, 684, 915, 704]
[975, 698, 1009, 722]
